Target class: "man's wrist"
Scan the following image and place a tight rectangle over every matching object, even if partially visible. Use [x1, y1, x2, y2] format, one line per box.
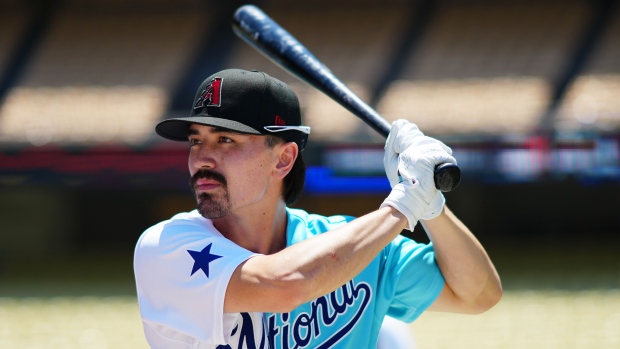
[420, 205, 446, 222]
[380, 205, 409, 228]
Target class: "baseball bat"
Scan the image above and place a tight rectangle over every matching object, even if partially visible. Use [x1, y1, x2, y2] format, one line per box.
[232, 5, 460, 192]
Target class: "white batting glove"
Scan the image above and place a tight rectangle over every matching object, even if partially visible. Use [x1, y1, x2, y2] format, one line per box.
[381, 181, 431, 231]
[381, 120, 456, 229]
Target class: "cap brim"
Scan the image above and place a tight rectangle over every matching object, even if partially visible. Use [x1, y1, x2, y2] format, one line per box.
[155, 116, 261, 141]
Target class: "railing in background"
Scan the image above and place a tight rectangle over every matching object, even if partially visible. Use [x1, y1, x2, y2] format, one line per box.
[0, 133, 617, 193]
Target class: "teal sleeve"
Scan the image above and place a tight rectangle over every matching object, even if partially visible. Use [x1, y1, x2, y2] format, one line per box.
[287, 209, 444, 323]
[378, 235, 445, 323]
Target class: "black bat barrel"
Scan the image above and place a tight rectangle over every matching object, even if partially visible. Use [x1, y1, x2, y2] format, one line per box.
[232, 5, 390, 136]
[232, 5, 461, 192]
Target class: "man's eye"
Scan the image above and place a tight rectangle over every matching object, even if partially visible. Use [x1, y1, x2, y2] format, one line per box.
[219, 137, 234, 143]
[189, 139, 201, 146]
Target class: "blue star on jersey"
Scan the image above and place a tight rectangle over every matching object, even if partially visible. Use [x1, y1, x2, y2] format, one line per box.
[188, 243, 223, 277]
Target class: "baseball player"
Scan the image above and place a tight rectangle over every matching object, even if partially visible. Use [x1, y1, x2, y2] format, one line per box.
[134, 69, 502, 349]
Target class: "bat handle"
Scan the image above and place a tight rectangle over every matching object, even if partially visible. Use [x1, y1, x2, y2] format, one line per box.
[434, 163, 461, 192]
[378, 121, 461, 192]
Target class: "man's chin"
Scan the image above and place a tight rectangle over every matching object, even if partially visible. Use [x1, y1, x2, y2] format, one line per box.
[198, 209, 229, 220]
[196, 199, 231, 219]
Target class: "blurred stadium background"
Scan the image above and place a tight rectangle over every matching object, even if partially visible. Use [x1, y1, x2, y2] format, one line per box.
[0, 0, 619, 348]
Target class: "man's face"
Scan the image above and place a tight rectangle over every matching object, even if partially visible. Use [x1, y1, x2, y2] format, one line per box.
[187, 124, 278, 219]
[189, 167, 231, 219]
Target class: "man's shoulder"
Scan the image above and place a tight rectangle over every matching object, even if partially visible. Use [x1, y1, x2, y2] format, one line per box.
[136, 210, 220, 251]
[145, 209, 212, 233]
[167, 209, 206, 224]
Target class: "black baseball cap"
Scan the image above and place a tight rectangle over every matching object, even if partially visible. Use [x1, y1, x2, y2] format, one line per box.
[156, 69, 310, 150]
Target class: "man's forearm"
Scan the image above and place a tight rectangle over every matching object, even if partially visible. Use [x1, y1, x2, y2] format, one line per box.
[421, 206, 502, 313]
[225, 207, 408, 313]
[288, 206, 408, 299]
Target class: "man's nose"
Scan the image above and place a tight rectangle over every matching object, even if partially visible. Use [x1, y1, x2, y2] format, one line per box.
[191, 145, 217, 170]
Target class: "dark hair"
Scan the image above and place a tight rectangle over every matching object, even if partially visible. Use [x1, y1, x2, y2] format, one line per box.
[265, 135, 306, 206]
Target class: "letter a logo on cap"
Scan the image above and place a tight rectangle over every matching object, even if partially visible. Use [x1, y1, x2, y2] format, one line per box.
[194, 77, 222, 109]
[275, 115, 286, 126]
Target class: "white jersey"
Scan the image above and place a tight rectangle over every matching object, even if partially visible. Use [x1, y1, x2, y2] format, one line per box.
[134, 210, 266, 348]
[134, 209, 443, 349]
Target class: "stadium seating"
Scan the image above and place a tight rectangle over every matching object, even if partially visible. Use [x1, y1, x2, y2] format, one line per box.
[226, 6, 409, 143]
[377, 1, 591, 136]
[0, 8, 29, 76]
[0, 6, 209, 145]
[0, 0, 617, 148]
[556, 4, 620, 132]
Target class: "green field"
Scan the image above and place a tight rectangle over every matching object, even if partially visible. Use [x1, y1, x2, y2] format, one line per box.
[0, 242, 618, 349]
[0, 296, 145, 349]
[412, 290, 620, 349]
[1, 290, 619, 349]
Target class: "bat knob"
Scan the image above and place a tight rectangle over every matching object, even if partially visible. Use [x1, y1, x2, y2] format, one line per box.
[434, 163, 461, 192]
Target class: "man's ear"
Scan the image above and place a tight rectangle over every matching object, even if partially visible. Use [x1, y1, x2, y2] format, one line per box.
[274, 142, 298, 179]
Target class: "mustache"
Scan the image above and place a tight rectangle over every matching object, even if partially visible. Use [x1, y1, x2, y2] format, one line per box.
[189, 169, 227, 191]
